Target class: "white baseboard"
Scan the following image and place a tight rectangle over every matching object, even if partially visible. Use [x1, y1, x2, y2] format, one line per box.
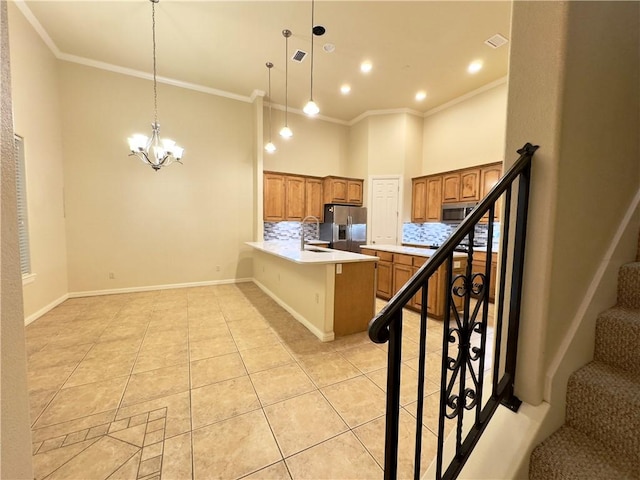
[252, 278, 335, 342]
[68, 278, 253, 298]
[25, 279, 252, 325]
[24, 293, 69, 326]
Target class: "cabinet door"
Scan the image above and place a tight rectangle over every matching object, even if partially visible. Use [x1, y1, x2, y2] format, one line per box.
[460, 169, 480, 202]
[426, 270, 440, 316]
[377, 260, 393, 299]
[392, 263, 413, 297]
[328, 178, 348, 203]
[426, 176, 442, 222]
[442, 173, 460, 203]
[304, 177, 323, 221]
[285, 176, 305, 221]
[480, 165, 502, 222]
[412, 177, 427, 222]
[347, 180, 363, 205]
[264, 173, 286, 221]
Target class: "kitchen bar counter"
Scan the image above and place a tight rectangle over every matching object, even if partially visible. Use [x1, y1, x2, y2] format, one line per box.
[246, 241, 378, 264]
[360, 244, 467, 258]
[247, 241, 377, 341]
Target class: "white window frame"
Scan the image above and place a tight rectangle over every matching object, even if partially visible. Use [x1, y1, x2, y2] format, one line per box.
[14, 135, 34, 284]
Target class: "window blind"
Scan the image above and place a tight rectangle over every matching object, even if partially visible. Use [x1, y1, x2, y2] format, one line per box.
[14, 135, 31, 276]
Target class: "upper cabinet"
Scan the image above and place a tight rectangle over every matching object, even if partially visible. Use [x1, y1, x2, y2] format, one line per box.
[264, 173, 286, 221]
[442, 168, 480, 203]
[412, 175, 442, 222]
[442, 173, 460, 203]
[460, 168, 480, 202]
[304, 177, 324, 220]
[323, 176, 363, 206]
[411, 177, 427, 222]
[264, 172, 364, 222]
[285, 176, 305, 221]
[480, 163, 503, 222]
[411, 162, 502, 223]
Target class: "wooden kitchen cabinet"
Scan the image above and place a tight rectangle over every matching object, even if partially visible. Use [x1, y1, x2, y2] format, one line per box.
[264, 173, 286, 221]
[323, 176, 363, 206]
[361, 249, 394, 300]
[480, 164, 502, 222]
[460, 168, 480, 202]
[426, 176, 443, 222]
[392, 262, 413, 297]
[412, 177, 427, 222]
[411, 175, 442, 223]
[471, 251, 498, 302]
[285, 176, 305, 221]
[442, 173, 461, 203]
[305, 177, 324, 220]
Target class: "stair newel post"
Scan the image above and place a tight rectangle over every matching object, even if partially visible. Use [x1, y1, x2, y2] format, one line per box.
[383, 312, 403, 480]
[502, 147, 535, 410]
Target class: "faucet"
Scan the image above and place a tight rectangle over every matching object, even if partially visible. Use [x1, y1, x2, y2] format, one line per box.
[300, 215, 320, 250]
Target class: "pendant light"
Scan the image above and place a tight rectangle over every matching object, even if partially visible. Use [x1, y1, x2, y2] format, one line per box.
[303, 0, 320, 116]
[264, 62, 277, 154]
[279, 29, 293, 138]
[128, 0, 184, 171]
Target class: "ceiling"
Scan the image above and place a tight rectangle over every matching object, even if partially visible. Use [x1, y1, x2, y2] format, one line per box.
[21, 1, 512, 123]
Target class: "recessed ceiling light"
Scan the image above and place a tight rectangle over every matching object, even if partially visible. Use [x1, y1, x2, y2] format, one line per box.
[415, 91, 427, 101]
[340, 84, 351, 95]
[360, 61, 372, 74]
[468, 61, 483, 74]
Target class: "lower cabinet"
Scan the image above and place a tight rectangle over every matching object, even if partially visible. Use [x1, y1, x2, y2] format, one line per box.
[471, 251, 498, 302]
[362, 248, 466, 318]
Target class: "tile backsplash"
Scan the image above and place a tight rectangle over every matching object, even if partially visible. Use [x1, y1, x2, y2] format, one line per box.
[264, 222, 319, 241]
[402, 222, 501, 249]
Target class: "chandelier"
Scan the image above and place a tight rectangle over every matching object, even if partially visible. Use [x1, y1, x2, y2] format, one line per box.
[128, 0, 184, 171]
[303, 0, 321, 116]
[264, 62, 277, 154]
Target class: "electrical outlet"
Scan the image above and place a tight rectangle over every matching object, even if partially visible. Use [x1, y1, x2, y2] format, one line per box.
[315, 293, 319, 304]
[108, 272, 115, 279]
[336, 264, 342, 274]
[216, 265, 221, 272]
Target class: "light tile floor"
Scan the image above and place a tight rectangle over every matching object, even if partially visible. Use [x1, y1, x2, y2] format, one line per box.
[26, 283, 494, 480]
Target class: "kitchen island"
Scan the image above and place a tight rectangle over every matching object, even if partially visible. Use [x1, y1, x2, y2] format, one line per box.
[246, 241, 378, 341]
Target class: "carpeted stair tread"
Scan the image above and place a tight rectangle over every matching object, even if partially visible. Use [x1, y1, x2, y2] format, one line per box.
[618, 262, 640, 309]
[595, 306, 640, 374]
[529, 425, 638, 480]
[566, 361, 640, 463]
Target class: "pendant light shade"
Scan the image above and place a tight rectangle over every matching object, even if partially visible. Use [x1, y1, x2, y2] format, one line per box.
[304, 0, 320, 116]
[127, 0, 184, 171]
[279, 29, 293, 138]
[264, 62, 277, 154]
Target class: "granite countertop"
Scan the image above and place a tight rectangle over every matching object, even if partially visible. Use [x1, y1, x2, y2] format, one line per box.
[247, 241, 379, 265]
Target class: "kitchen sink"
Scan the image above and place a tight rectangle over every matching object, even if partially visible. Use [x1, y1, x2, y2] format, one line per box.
[304, 247, 331, 253]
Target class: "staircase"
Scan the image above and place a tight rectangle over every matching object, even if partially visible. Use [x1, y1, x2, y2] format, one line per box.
[529, 244, 640, 478]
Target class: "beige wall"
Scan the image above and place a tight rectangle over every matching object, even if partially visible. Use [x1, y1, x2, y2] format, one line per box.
[505, 0, 640, 408]
[1, 2, 34, 477]
[9, 3, 68, 319]
[59, 62, 255, 293]
[262, 108, 348, 177]
[423, 82, 507, 174]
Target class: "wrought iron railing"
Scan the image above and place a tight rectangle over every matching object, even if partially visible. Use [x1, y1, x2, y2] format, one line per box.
[368, 143, 538, 480]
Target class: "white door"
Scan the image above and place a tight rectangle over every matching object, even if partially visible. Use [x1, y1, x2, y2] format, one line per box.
[370, 177, 400, 245]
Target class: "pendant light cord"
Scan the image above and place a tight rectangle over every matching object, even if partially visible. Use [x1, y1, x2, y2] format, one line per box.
[267, 63, 273, 141]
[310, 0, 314, 101]
[284, 34, 289, 125]
[152, 0, 158, 126]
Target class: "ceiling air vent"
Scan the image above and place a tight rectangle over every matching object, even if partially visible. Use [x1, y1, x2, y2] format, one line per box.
[484, 33, 508, 49]
[292, 49, 307, 62]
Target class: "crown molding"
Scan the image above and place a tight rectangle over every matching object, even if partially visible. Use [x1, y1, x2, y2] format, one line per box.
[423, 76, 508, 118]
[348, 108, 424, 126]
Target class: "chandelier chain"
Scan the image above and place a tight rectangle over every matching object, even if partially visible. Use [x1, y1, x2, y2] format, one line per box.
[152, 0, 158, 126]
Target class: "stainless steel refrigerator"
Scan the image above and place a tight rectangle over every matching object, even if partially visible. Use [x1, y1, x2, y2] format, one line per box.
[319, 205, 367, 253]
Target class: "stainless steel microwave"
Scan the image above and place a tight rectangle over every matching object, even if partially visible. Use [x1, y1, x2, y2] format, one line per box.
[441, 203, 476, 224]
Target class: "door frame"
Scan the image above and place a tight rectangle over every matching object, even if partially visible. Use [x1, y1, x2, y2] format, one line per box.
[367, 174, 403, 245]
